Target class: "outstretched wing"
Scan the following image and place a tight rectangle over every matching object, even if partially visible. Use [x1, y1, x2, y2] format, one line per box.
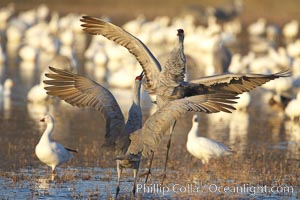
[80, 16, 161, 93]
[43, 67, 125, 148]
[189, 69, 291, 94]
[128, 93, 239, 157]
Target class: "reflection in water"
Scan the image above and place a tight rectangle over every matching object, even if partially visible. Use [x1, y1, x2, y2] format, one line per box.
[269, 114, 285, 141]
[36, 174, 55, 190]
[229, 110, 250, 152]
[285, 120, 300, 142]
[0, 64, 5, 80]
[19, 60, 38, 87]
[284, 121, 300, 160]
[206, 112, 231, 142]
[27, 102, 55, 131]
[3, 96, 11, 119]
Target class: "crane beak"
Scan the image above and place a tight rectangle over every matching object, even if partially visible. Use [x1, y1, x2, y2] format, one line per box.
[40, 118, 45, 122]
[135, 71, 145, 81]
[140, 71, 144, 78]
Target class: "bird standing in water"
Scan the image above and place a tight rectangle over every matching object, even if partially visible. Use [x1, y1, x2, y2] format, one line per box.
[35, 114, 78, 174]
[187, 115, 233, 165]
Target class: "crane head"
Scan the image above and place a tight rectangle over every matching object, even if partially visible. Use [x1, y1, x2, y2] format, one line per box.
[135, 71, 144, 81]
[177, 29, 184, 36]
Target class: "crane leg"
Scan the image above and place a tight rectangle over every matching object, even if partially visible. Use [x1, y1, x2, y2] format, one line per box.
[132, 168, 139, 196]
[116, 161, 122, 198]
[161, 121, 176, 185]
[144, 151, 154, 183]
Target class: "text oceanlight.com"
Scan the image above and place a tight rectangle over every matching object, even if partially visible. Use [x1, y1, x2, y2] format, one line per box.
[135, 183, 294, 196]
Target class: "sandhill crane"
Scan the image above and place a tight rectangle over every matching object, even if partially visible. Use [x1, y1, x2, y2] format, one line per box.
[80, 15, 291, 183]
[43, 67, 240, 197]
[35, 114, 78, 174]
[44, 67, 144, 197]
[80, 15, 291, 180]
[187, 115, 233, 164]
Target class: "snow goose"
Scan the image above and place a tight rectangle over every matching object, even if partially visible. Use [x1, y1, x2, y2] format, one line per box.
[27, 73, 48, 103]
[0, 78, 13, 97]
[0, 79, 13, 119]
[187, 115, 234, 164]
[35, 114, 77, 173]
[247, 18, 266, 36]
[27, 83, 48, 103]
[80, 16, 291, 183]
[19, 44, 38, 62]
[122, 15, 146, 36]
[285, 90, 300, 121]
[282, 20, 299, 41]
[28, 55, 74, 104]
[0, 3, 15, 31]
[235, 92, 251, 111]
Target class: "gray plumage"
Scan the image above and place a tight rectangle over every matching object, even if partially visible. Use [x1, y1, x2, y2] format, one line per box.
[127, 93, 238, 157]
[81, 16, 186, 97]
[43, 69, 239, 156]
[44, 67, 143, 153]
[80, 15, 292, 183]
[190, 69, 291, 94]
[81, 16, 161, 94]
[80, 16, 291, 101]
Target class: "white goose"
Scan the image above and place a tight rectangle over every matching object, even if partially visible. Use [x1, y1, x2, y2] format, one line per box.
[186, 115, 234, 164]
[285, 91, 300, 121]
[35, 114, 77, 173]
[27, 73, 48, 103]
[0, 79, 13, 97]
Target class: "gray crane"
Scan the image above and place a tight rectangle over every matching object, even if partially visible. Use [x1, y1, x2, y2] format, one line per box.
[80, 16, 291, 183]
[44, 67, 143, 198]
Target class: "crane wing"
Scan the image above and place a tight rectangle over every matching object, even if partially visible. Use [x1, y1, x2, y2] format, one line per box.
[80, 16, 161, 93]
[189, 69, 291, 94]
[43, 67, 125, 148]
[128, 93, 239, 157]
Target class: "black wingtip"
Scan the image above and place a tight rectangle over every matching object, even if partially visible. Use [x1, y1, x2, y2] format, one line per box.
[276, 68, 292, 77]
[48, 66, 56, 72]
[65, 147, 78, 153]
[80, 15, 92, 21]
[47, 66, 72, 75]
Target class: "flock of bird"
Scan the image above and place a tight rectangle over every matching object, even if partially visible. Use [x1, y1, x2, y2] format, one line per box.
[0, 2, 299, 198]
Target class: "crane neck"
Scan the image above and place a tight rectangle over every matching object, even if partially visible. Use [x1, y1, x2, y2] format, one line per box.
[177, 34, 184, 49]
[133, 80, 142, 105]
